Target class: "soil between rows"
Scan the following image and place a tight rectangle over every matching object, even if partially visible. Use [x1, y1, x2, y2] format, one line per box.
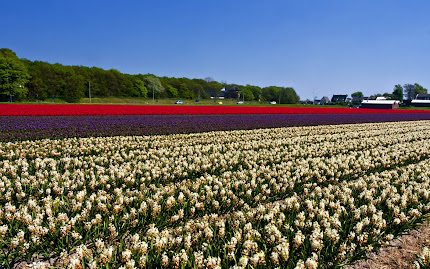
[346, 220, 430, 269]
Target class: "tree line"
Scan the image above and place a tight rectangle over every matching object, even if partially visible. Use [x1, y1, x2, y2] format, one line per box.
[350, 83, 428, 103]
[0, 48, 300, 103]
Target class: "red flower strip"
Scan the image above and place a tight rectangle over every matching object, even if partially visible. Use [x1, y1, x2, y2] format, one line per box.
[1, 104, 429, 116]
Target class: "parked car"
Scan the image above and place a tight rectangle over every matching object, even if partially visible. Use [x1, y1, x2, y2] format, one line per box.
[175, 100, 183, 104]
[270, 101, 277, 104]
[237, 101, 244, 104]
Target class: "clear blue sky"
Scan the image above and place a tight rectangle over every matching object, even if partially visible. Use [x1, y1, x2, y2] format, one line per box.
[2, 0, 429, 100]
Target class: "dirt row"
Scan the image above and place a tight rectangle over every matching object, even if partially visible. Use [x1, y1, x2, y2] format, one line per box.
[346, 221, 430, 269]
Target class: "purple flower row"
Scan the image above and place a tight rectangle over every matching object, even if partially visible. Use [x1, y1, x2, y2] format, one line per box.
[1, 113, 430, 142]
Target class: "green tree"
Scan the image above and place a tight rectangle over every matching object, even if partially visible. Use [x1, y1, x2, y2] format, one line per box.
[414, 83, 428, 96]
[262, 86, 299, 104]
[178, 83, 194, 99]
[404, 84, 415, 100]
[392, 84, 403, 101]
[0, 48, 30, 101]
[22, 59, 48, 100]
[143, 76, 165, 98]
[191, 82, 204, 99]
[281, 87, 300, 104]
[166, 85, 179, 98]
[134, 78, 147, 97]
[91, 67, 109, 96]
[207, 81, 222, 99]
[244, 84, 262, 100]
[241, 87, 254, 101]
[382, 92, 392, 98]
[351, 91, 363, 98]
[63, 71, 85, 103]
[369, 93, 383, 99]
[262, 86, 280, 101]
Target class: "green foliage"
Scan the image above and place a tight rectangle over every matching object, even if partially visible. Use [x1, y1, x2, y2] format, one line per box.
[262, 86, 300, 104]
[281, 87, 300, 104]
[133, 78, 147, 97]
[370, 93, 383, 99]
[262, 86, 281, 101]
[166, 85, 179, 98]
[143, 76, 165, 98]
[392, 84, 403, 101]
[351, 91, 363, 98]
[241, 87, 254, 101]
[0, 48, 30, 101]
[63, 71, 85, 103]
[404, 84, 415, 100]
[403, 83, 428, 101]
[243, 84, 262, 100]
[1, 48, 303, 102]
[414, 83, 428, 95]
[178, 83, 194, 99]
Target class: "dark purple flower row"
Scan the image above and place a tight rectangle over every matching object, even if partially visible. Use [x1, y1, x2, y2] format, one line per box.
[1, 113, 430, 142]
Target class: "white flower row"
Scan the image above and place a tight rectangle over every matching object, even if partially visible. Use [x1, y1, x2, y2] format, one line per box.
[1, 120, 430, 268]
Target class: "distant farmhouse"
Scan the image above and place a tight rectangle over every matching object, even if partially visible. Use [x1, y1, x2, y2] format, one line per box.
[331, 94, 348, 103]
[314, 96, 330, 105]
[320, 96, 330, 105]
[361, 96, 400, 109]
[411, 94, 430, 107]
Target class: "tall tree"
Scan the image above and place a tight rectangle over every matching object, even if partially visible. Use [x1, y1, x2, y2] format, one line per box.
[414, 83, 428, 96]
[143, 76, 165, 99]
[133, 78, 147, 97]
[351, 91, 363, 98]
[404, 84, 416, 100]
[392, 84, 403, 101]
[281, 87, 300, 104]
[178, 83, 194, 99]
[244, 84, 262, 100]
[262, 86, 280, 102]
[241, 86, 254, 101]
[262, 86, 299, 103]
[0, 48, 30, 101]
[63, 71, 85, 103]
[165, 85, 178, 98]
[382, 92, 391, 98]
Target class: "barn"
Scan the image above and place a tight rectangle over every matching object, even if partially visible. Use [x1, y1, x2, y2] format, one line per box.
[360, 97, 400, 109]
[411, 94, 430, 107]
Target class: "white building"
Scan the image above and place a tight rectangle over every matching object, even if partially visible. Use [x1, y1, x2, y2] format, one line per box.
[361, 97, 400, 109]
[411, 94, 430, 107]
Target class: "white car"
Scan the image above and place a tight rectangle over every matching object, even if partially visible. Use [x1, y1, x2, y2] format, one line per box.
[175, 100, 183, 104]
[237, 101, 244, 104]
[270, 101, 277, 104]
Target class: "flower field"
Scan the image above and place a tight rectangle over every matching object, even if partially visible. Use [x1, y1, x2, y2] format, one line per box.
[1, 104, 430, 116]
[3, 113, 430, 142]
[1, 120, 430, 268]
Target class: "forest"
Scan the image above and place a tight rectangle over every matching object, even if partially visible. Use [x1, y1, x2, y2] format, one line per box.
[0, 48, 300, 103]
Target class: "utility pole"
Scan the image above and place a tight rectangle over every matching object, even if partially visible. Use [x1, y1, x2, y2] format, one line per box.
[279, 89, 281, 104]
[89, 81, 91, 103]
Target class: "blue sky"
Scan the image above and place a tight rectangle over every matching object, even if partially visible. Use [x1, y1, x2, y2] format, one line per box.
[2, 0, 429, 100]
